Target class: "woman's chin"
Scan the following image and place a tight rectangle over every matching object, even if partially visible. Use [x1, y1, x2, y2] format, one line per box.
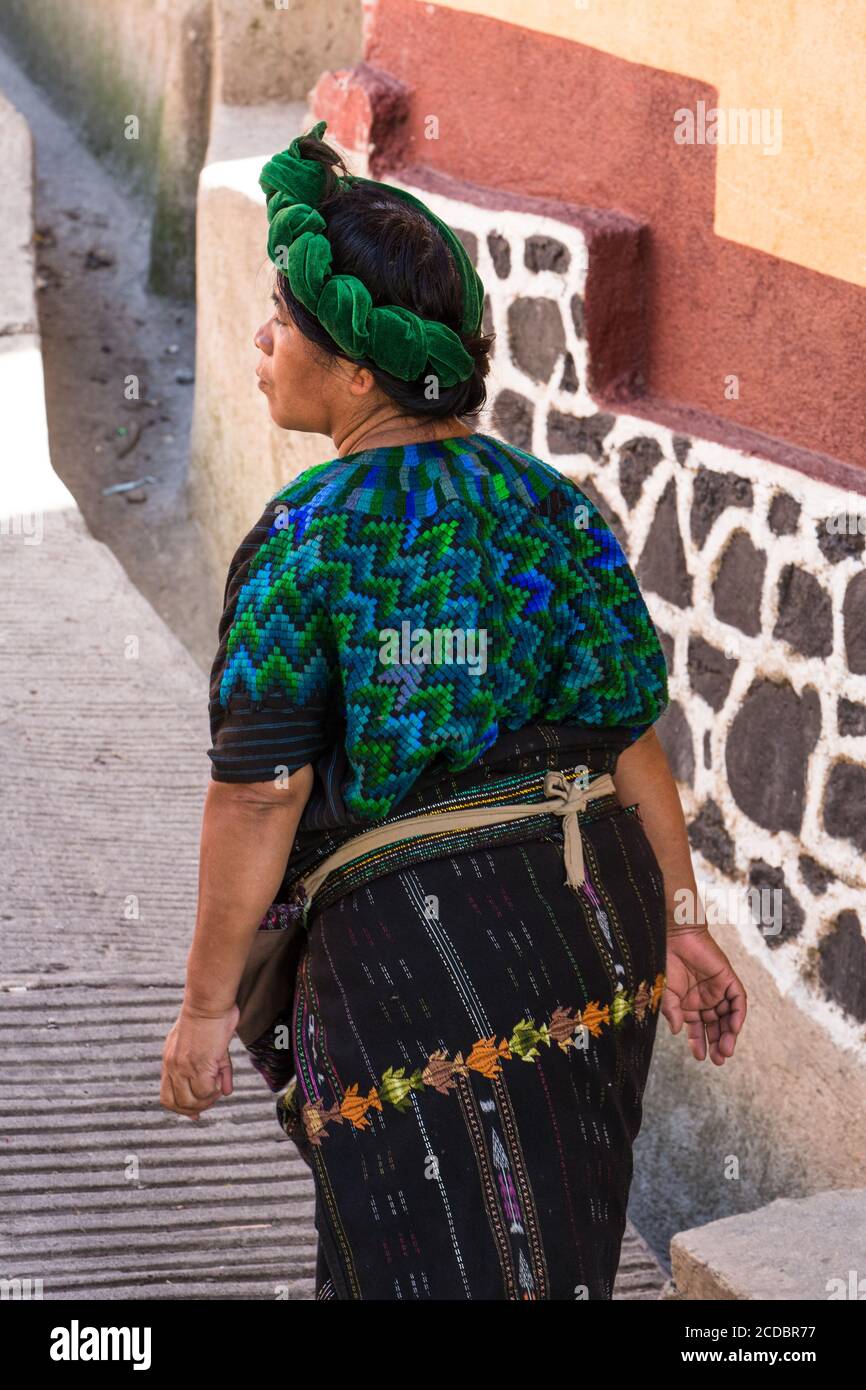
[261, 394, 286, 427]
[268, 403, 313, 434]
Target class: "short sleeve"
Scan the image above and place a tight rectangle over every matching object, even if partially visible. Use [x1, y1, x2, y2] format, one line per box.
[206, 499, 339, 783]
[555, 483, 670, 739]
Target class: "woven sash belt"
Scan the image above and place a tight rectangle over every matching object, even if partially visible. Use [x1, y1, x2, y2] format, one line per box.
[300, 768, 616, 902]
[235, 768, 618, 1048]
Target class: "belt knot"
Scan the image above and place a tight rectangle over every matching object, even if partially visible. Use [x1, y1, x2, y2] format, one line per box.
[542, 769, 596, 892]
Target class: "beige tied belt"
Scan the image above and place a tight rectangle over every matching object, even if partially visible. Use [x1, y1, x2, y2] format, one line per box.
[235, 768, 619, 1048]
[297, 769, 619, 905]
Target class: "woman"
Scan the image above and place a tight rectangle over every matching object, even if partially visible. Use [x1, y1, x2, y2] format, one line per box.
[161, 122, 747, 1301]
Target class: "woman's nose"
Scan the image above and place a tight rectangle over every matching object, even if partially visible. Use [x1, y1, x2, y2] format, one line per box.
[253, 322, 271, 352]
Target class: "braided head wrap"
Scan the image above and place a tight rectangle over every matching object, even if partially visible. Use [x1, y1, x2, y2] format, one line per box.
[258, 120, 485, 388]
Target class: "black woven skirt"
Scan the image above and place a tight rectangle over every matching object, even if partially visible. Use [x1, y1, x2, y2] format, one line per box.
[277, 762, 668, 1301]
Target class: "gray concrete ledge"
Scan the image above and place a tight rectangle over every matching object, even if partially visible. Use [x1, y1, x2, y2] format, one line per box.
[665, 1188, 866, 1300]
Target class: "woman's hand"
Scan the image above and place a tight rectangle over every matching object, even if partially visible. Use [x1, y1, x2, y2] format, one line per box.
[160, 1002, 240, 1119]
[662, 926, 747, 1064]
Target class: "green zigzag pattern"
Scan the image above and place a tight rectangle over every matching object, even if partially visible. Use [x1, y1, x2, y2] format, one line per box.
[218, 435, 669, 819]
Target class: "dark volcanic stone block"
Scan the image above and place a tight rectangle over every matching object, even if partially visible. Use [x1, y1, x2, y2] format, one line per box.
[688, 636, 738, 712]
[713, 531, 765, 637]
[492, 389, 533, 451]
[691, 468, 753, 549]
[524, 235, 571, 273]
[823, 761, 866, 856]
[687, 798, 736, 876]
[619, 435, 663, 509]
[726, 680, 821, 833]
[638, 479, 693, 607]
[508, 297, 566, 382]
[773, 565, 833, 658]
[817, 911, 866, 1023]
[547, 408, 616, 460]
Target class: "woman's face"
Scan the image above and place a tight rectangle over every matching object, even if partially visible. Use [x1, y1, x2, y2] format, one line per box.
[253, 284, 370, 437]
[253, 288, 326, 432]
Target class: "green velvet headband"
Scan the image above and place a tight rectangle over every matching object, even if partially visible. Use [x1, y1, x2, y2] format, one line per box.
[258, 120, 485, 388]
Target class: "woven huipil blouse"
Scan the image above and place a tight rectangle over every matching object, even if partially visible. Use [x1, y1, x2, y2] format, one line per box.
[206, 431, 669, 821]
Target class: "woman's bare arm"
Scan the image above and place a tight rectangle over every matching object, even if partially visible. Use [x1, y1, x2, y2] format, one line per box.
[612, 728, 699, 931]
[160, 764, 315, 1118]
[613, 728, 748, 1060]
[183, 763, 315, 1017]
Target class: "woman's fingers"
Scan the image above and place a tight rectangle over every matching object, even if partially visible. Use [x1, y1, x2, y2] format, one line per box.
[160, 1008, 239, 1116]
[685, 1015, 707, 1061]
[660, 989, 682, 1034]
[701, 977, 746, 1063]
[160, 1047, 223, 1118]
[724, 974, 748, 1035]
[176, 1073, 221, 1112]
[695, 975, 747, 1063]
[702, 1009, 730, 1065]
[217, 1051, 234, 1097]
[160, 1069, 209, 1119]
[664, 933, 748, 1063]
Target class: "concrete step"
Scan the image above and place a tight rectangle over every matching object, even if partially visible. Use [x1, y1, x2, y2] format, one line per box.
[664, 1188, 866, 1300]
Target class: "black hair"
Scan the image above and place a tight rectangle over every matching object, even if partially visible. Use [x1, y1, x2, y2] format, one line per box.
[273, 130, 495, 424]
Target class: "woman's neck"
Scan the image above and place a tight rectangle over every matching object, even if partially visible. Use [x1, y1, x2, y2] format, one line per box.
[334, 416, 476, 457]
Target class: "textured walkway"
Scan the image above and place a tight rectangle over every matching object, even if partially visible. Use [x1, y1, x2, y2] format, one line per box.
[0, 491, 319, 1299]
[1, 984, 315, 1300]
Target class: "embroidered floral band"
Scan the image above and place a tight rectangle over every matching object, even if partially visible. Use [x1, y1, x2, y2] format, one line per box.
[278, 973, 666, 1151]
